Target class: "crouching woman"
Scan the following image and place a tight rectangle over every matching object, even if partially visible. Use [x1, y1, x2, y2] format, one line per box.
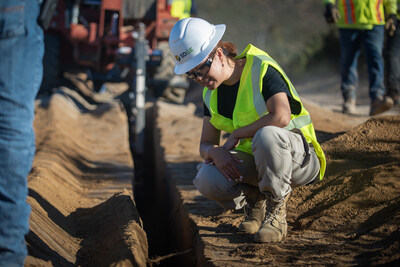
[168, 17, 326, 242]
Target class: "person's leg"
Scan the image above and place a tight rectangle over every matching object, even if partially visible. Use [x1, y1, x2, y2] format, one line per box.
[194, 150, 267, 234]
[384, 22, 400, 105]
[193, 150, 259, 210]
[363, 25, 385, 99]
[339, 28, 362, 113]
[251, 126, 320, 242]
[363, 25, 394, 115]
[252, 126, 320, 201]
[0, 0, 43, 265]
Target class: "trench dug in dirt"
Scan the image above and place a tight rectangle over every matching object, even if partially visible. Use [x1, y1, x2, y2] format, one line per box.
[25, 75, 195, 267]
[25, 72, 400, 266]
[26, 86, 149, 266]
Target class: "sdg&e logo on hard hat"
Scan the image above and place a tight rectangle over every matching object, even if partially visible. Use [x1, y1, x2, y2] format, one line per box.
[175, 47, 194, 62]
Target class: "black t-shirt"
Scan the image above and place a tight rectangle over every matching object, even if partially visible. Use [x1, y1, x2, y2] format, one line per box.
[203, 66, 301, 118]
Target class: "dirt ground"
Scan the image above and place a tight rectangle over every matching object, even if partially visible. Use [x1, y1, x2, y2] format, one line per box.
[24, 70, 399, 266]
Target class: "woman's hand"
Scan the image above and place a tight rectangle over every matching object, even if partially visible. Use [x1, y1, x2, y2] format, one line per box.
[222, 131, 240, 151]
[207, 146, 243, 182]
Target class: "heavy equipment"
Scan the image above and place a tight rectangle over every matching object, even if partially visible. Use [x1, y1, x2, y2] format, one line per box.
[41, 0, 179, 91]
[40, 0, 183, 194]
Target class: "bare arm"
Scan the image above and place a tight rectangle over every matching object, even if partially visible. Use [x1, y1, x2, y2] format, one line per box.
[199, 116, 221, 160]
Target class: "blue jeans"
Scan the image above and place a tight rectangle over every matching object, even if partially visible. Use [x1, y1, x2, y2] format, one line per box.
[384, 20, 400, 101]
[339, 26, 385, 101]
[0, 0, 43, 266]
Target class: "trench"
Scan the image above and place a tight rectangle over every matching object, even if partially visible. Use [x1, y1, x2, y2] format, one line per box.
[130, 101, 196, 266]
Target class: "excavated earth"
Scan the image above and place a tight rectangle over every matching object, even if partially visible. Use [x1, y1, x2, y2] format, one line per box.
[25, 83, 147, 266]
[24, 72, 399, 266]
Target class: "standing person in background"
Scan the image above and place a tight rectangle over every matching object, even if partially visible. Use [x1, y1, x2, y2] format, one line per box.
[169, 18, 326, 243]
[0, 0, 51, 265]
[324, 0, 397, 115]
[384, 1, 400, 106]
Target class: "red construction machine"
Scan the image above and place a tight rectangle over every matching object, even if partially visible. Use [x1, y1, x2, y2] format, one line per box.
[40, 0, 183, 193]
[41, 0, 179, 93]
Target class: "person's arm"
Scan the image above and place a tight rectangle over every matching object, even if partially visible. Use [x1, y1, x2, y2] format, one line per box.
[384, 0, 398, 36]
[199, 116, 221, 160]
[200, 116, 243, 181]
[223, 92, 291, 151]
[324, 0, 340, 24]
[384, 0, 398, 16]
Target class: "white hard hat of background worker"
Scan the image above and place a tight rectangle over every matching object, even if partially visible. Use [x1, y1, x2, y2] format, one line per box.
[169, 17, 226, 75]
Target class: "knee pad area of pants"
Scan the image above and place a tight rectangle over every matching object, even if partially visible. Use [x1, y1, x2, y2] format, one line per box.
[253, 126, 289, 151]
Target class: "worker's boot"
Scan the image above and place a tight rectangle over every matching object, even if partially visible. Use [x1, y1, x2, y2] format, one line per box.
[238, 193, 266, 234]
[369, 96, 394, 116]
[387, 90, 399, 106]
[342, 98, 356, 114]
[254, 192, 290, 243]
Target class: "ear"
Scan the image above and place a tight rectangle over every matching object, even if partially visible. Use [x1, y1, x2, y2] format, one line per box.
[215, 47, 225, 62]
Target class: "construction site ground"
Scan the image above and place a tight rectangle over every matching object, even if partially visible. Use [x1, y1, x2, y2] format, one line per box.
[24, 70, 400, 266]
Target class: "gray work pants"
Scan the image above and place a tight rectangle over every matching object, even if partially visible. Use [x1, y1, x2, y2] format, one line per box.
[193, 126, 320, 210]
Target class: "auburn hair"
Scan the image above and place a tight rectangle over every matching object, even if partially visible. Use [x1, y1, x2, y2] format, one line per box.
[212, 41, 237, 58]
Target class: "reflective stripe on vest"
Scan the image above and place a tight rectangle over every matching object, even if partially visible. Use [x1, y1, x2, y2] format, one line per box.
[343, 0, 356, 24]
[375, 0, 383, 23]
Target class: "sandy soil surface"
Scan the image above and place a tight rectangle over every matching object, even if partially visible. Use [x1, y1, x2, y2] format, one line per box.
[25, 70, 399, 266]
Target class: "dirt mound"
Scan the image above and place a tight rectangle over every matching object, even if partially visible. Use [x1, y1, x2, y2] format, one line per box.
[288, 115, 400, 265]
[25, 88, 148, 266]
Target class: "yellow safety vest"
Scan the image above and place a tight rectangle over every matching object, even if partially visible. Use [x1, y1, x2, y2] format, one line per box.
[203, 44, 326, 180]
[323, 0, 398, 29]
[171, 0, 192, 19]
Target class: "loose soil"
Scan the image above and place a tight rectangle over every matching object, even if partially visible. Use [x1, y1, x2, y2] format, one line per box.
[25, 71, 399, 266]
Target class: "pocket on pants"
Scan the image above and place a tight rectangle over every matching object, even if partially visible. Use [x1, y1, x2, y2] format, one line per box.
[289, 133, 306, 165]
[0, 0, 25, 39]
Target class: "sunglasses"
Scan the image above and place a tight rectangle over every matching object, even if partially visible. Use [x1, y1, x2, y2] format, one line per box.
[186, 56, 213, 79]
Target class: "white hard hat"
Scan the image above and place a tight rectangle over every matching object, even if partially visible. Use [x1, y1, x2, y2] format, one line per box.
[169, 18, 226, 75]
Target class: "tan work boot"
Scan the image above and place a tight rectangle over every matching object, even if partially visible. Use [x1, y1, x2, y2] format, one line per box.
[342, 98, 356, 114]
[238, 194, 266, 234]
[370, 96, 394, 116]
[254, 192, 290, 243]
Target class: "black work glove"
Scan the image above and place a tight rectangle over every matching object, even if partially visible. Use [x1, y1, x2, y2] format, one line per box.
[385, 14, 398, 37]
[324, 3, 340, 24]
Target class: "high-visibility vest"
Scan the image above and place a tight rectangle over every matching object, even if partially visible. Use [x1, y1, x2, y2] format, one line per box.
[170, 0, 192, 19]
[203, 44, 326, 180]
[323, 0, 398, 29]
